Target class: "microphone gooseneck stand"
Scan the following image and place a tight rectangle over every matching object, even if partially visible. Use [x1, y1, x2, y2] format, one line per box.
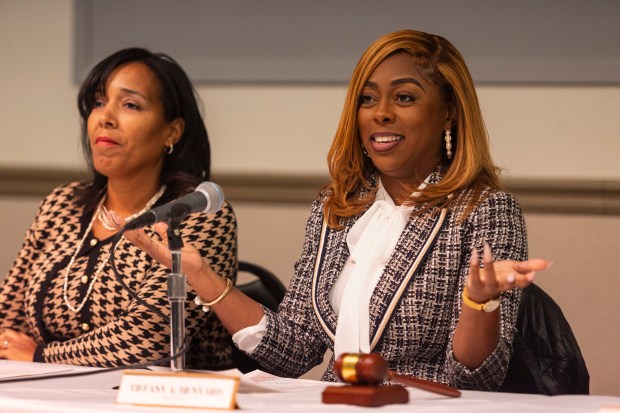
[167, 207, 188, 372]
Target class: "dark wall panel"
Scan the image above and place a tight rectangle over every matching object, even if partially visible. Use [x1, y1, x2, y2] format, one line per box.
[75, 0, 620, 84]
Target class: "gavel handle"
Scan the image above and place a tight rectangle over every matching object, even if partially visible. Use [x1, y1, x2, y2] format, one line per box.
[387, 370, 461, 398]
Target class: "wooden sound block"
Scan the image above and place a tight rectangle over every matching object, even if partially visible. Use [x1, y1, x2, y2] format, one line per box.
[322, 384, 409, 407]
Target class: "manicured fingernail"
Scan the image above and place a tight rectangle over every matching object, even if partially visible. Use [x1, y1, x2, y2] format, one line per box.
[470, 249, 479, 266]
[506, 273, 515, 283]
[483, 242, 493, 262]
[527, 272, 536, 281]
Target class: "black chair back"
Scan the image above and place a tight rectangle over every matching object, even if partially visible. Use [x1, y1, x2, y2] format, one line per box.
[231, 261, 287, 373]
[236, 261, 286, 311]
[500, 284, 590, 395]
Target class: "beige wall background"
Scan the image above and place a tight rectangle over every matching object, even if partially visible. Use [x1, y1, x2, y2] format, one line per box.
[1, 0, 619, 395]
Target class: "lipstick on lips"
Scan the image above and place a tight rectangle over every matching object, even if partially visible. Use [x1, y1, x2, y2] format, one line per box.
[95, 136, 119, 146]
[371, 132, 404, 153]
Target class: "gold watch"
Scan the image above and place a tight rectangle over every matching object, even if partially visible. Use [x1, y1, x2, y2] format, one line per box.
[462, 288, 500, 313]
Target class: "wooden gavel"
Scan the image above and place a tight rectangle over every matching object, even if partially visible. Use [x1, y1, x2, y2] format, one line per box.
[334, 353, 461, 398]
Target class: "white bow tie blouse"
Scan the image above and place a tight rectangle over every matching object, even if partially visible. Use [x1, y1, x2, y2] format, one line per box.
[233, 178, 425, 358]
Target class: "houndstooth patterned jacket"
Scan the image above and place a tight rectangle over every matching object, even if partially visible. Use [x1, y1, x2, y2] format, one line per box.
[251, 170, 527, 390]
[0, 182, 237, 369]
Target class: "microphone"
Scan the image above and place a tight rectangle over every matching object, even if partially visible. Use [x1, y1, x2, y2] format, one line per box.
[124, 182, 224, 230]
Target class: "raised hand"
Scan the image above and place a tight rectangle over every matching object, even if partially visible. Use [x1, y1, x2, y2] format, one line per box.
[466, 243, 551, 303]
[104, 209, 211, 283]
[122, 222, 210, 283]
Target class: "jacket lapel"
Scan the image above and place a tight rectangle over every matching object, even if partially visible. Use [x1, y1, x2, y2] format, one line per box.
[311, 218, 349, 341]
[368, 206, 448, 349]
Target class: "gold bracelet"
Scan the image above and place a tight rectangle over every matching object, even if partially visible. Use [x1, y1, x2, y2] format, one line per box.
[462, 287, 500, 313]
[194, 278, 233, 313]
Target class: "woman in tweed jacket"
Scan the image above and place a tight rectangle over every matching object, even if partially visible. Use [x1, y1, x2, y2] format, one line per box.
[125, 30, 549, 390]
[0, 48, 237, 369]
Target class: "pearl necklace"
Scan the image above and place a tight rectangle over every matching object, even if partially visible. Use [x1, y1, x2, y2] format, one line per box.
[98, 185, 167, 231]
[63, 186, 166, 313]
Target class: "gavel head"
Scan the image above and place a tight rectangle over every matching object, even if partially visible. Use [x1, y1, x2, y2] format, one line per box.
[334, 353, 388, 385]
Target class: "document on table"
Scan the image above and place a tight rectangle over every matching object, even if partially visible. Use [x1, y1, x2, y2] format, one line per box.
[0, 360, 75, 379]
[240, 370, 332, 393]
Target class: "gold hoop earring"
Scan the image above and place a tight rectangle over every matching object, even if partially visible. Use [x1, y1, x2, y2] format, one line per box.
[165, 144, 174, 155]
[444, 130, 452, 160]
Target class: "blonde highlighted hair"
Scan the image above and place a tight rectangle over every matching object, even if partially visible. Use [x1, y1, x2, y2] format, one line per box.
[324, 29, 501, 228]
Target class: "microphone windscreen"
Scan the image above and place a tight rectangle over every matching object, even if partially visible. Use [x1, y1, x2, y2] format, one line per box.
[196, 182, 224, 214]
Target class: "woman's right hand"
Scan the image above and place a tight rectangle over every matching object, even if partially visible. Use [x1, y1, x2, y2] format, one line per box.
[122, 222, 210, 283]
[118, 215, 266, 333]
[101, 203, 213, 286]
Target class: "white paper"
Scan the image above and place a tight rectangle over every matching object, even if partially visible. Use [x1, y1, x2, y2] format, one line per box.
[239, 370, 332, 393]
[0, 360, 74, 379]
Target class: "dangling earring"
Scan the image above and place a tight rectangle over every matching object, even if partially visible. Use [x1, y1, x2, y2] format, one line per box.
[361, 145, 369, 157]
[165, 144, 174, 155]
[444, 129, 452, 160]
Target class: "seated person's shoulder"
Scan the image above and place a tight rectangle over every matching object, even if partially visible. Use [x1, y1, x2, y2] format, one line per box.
[42, 181, 88, 208]
[453, 186, 522, 221]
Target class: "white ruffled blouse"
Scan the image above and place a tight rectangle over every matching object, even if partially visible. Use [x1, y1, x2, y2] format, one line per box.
[233, 179, 423, 357]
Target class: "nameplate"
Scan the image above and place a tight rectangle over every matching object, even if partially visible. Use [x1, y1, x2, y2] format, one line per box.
[116, 370, 239, 410]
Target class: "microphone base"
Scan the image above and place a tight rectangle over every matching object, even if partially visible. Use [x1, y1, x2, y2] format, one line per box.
[322, 384, 409, 407]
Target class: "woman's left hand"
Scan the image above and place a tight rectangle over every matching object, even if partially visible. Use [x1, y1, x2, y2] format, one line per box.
[466, 243, 551, 303]
[0, 328, 37, 361]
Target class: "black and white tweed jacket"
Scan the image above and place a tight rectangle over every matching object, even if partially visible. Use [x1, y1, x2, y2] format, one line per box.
[251, 172, 527, 391]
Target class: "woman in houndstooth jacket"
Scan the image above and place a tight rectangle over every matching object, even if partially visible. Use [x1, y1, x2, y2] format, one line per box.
[123, 30, 550, 390]
[0, 48, 237, 369]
